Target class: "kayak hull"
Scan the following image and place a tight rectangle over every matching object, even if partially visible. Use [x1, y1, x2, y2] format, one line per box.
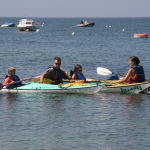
[1, 82, 103, 95]
[100, 82, 150, 94]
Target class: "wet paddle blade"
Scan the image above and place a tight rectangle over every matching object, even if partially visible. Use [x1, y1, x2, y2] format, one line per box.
[97, 67, 112, 75]
[33, 78, 53, 84]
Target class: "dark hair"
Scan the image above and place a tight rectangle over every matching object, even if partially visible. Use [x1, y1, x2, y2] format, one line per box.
[129, 56, 140, 66]
[54, 57, 61, 62]
[74, 64, 82, 72]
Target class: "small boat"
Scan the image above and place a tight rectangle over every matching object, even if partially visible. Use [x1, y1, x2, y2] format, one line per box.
[134, 33, 148, 38]
[1, 22, 15, 27]
[77, 21, 95, 27]
[99, 80, 150, 94]
[17, 19, 39, 31]
[0, 82, 103, 94]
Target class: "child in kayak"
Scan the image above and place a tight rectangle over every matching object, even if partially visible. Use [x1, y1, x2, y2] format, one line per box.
[4, 67, 26, 88]
[71, 64, 86, 81]
[109, 56, 145, 84]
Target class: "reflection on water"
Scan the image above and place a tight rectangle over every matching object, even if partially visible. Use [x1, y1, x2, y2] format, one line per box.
[3, 93, 20, 107]
[0, 92, 150, 149]
[126, 94, 145, 104]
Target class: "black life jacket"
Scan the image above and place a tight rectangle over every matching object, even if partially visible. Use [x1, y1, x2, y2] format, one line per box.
[51, 67, 62, 84]
[131, 65, 145, 82]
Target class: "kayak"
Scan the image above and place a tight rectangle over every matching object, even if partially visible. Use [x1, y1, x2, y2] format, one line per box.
[99, 80, 150, 94]
[1, 82, 103, 94]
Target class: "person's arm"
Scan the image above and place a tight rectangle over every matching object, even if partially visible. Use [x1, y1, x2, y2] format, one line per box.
[40, 68, 54, 83]
[39, 73, 45, 83]
[109, 68, 135, 84]
[71, 74, 76, 80]
[62, 70, 71, 80]
[20, 78, 27, 81]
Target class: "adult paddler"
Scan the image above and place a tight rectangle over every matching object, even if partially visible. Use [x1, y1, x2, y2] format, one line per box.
[40, 57, 71, 84]
[109, 56, 145, 84]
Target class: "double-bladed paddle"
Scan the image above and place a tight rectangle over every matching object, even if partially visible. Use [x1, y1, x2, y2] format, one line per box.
[97, 67, 124, 76]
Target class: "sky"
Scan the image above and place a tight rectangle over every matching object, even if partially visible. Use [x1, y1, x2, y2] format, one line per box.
[1, 0, 150, 18]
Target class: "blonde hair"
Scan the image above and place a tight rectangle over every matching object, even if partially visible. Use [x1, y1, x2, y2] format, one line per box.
[74, 64, 82, 72]
[8, 67, 16, 74]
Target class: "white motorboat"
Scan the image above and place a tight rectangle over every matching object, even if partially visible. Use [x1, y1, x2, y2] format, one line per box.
[1, 22, 15, 27]
[77, 21, 95, 27]
[17, 19, 39, 31]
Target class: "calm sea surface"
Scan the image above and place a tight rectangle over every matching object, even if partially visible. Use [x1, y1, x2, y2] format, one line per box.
[0, 17, 150, 150]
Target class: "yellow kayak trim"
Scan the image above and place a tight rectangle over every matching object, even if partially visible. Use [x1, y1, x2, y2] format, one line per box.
[104, 82, 149, 88]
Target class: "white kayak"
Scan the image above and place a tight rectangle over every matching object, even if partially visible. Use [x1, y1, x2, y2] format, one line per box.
[100, 81, 150, 94]
[0, 82, 103, 95]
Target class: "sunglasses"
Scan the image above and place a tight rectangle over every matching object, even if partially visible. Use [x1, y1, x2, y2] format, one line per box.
[78, 70, 82, 72]
[55, 63, 61, 65]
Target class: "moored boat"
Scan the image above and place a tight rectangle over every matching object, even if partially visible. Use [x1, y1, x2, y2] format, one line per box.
[1, 22, 15, 27]
[134, 33, 148, 38]
[17, 19, 39, 31]
[77, 21, 95, 27]
[0, 82, 103, 94]
[99, 80, 150, 94]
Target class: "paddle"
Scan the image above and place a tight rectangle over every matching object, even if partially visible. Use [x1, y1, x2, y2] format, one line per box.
[97, 67, 124, 76]
[0, 76, 41, 90]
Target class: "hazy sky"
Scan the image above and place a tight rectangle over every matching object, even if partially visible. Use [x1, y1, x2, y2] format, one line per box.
[1, 0, 150, 18]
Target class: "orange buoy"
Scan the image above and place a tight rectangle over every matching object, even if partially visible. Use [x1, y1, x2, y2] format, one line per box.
[134, 33, 148, 38]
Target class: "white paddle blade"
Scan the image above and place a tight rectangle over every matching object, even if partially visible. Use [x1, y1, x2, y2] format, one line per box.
[97, 67, 112, 75]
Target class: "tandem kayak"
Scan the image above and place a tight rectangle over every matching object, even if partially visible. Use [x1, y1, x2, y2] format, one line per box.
[99, 80, 150, 94]
[1, 82, 103, 95]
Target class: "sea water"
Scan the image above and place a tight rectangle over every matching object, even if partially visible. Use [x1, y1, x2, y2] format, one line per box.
[0, 17, 150, 150]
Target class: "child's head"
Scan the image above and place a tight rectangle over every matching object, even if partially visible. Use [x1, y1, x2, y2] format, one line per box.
[74, 64, 82, 74]
[8, 67, 16, 76]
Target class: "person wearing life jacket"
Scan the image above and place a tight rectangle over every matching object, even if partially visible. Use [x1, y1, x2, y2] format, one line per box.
[71, 64, 86, 81]
[109, 56, 145, 84]
[40, 57, 71, 85]
[4, 67, 26, 89]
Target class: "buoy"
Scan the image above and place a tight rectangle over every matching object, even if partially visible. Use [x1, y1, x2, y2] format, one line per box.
[25, 29, 29, 32]
[106, 26, 108, 28]
[42, 25, 43, 27]
[122, 29, 125, 32]
[134, 33, 148, 38]
[72, 32, 75, 36]
[36, 29, 40, 32]
[109, 26, 111, 27]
